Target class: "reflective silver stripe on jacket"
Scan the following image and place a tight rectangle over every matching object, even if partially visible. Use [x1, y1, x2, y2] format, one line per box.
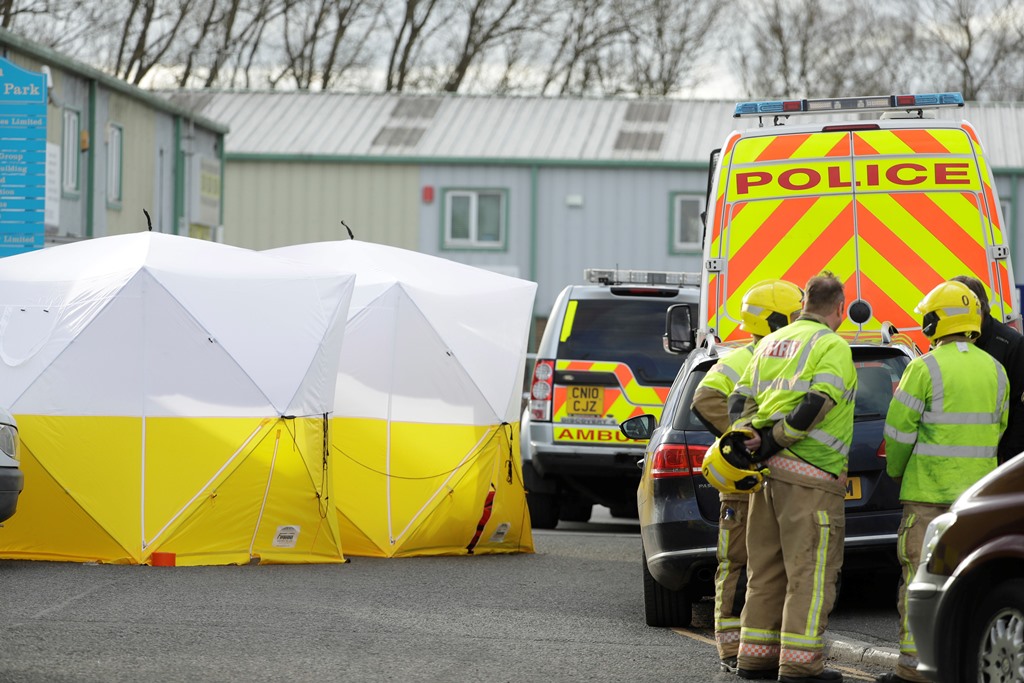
[884, 424, 917, 444]
[894, 389, 925, 414]
[911, 443, 997, 458]
[713, 363, 742, 383]
[811, 373, 846, 392]
[921, 410, 1004, 424]
[751, 329, 830, 398]
[919, 348, 1006, 426]
[808, 429, 850, 457]
[923, 354, 944, 412]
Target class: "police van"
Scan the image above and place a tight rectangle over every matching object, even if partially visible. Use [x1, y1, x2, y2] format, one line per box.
[698, 92, 1019, 351]
[521, 268, 700, 528]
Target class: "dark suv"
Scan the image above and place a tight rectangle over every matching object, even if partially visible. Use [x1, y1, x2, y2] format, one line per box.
[621, 326, 915, 627]
[907, 453, 1024, 683]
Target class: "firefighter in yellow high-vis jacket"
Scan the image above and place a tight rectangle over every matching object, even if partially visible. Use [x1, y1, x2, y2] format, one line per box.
[874, 281, 1007, 683]
[728, 271, 856, 683]
[691, 279, 803, 675]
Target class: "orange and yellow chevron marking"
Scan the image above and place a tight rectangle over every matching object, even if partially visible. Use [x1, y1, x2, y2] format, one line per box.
[852, 129, 973, 156]
[729, 132, 850, 164]
[554, 360, 669, 407]
[724, 195, 852, 303]
[551, 358, 670, 445]
[705, 126, 1015, 345]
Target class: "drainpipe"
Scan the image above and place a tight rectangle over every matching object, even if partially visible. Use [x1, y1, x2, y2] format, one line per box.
[86, 79, 96, 238]
[173, 117, 183, 235]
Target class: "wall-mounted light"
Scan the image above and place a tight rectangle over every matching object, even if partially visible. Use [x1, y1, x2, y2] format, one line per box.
[422, 186, 434, 203]
[566, 194, 584, 208]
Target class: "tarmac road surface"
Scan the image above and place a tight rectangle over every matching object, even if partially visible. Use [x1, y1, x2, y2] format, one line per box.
[0, 511, 900, 682]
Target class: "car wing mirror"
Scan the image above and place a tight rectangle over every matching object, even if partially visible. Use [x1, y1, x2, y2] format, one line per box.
[619, 414, 657, 440]
[663, 304, 695, 354]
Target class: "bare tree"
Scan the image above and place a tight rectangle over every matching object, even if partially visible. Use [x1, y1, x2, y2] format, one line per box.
[535, 0, 628, 96]
[906, 0, 1024, 100]
[616, 0, 732, 97]
[436, 0, 539, 92]
[270, 0, 378, 89]
[733, 0, 916, 98]
[383, 0, 450, 92]
[112, 0, 198, 85]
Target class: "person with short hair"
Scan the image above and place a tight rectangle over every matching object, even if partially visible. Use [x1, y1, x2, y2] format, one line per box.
[728, 271, 856, 683]
[875, 280, 1007, 683]
[950, 275, 1024, 464]
[691, 279, 804, 674]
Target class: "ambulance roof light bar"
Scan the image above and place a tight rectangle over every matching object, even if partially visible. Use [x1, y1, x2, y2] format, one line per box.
[584, 268, 701, 286]
[734, 92, 965, 119]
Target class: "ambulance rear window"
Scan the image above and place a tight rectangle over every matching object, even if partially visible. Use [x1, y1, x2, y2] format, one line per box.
[557, 300, 695, 384]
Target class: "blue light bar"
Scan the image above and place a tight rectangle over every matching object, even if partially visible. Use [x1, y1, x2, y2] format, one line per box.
[734, 92, 965, 118]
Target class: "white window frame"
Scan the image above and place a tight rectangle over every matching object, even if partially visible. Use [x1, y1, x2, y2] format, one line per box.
[443, 189, 506, 250]
[62, 108, 80, 194]
[672, 192, 706, 252]
[106, 123, 123, 206]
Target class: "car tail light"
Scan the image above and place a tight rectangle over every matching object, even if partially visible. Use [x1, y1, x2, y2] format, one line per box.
[876, 440, 886, 458]
[651, 443, 708, 478]
[528, 359, 554, 422]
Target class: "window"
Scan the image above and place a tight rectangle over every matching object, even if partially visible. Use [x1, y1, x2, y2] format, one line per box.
[106, 123, 123, 205]
[62, 109, 80, 194]
[672, 193, 705, 252]
[444, 189, 506, 249]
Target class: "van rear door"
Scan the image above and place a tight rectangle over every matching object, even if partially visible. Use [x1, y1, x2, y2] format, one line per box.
[703, 122, 1013, 352]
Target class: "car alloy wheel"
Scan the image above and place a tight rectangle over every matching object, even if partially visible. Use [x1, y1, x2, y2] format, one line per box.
[973, 579, 1024, 683]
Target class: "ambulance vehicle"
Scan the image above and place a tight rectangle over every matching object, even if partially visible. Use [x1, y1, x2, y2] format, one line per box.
[699, 92, 1018, 351]
[521, 268, 700, 528]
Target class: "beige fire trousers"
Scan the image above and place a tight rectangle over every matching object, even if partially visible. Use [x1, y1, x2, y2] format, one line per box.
[715, 494, 749, 660]
[893, 502, 947, 682]
[737, 477, 845, 678]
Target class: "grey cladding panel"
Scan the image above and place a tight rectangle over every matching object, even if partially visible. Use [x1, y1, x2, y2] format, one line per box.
[391, 98, 441, 119]
[372, 126, 426, 147]
[625, 102, 672, 122]
[614, 131, 664, 151]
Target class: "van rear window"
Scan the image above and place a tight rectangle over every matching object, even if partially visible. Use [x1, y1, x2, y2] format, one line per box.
[557, 300, 694, 384]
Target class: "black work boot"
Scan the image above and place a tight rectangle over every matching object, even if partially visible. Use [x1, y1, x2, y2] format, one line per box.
[875, 674, 918, 683]
[778, 669, 843, 682]
[719, 656, 738, 673]
[737, 667, 779, 680]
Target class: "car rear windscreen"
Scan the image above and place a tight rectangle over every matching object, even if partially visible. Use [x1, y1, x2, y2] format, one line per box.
[557, 300, 696, 384]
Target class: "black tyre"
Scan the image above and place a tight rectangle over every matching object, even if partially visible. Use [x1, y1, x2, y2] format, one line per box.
[559, 500, 592, 522]
[527, 492, 560, 529]
[610, 500, 639, 519]
[965, 578, 1024, 683]
[642, 549, 692, 627]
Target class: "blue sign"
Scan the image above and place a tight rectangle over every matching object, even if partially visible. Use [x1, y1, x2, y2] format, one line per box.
[0, 57, 47, 257]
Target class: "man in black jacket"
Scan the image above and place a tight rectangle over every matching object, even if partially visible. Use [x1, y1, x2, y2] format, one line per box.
[952, 275, 1024, 464]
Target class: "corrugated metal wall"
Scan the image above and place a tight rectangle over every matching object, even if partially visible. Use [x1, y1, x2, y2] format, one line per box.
[223, 161, 420, 249]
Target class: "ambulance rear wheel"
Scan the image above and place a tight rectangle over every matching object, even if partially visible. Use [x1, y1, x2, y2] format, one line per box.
[527, 492, 560, 529]
[559, 500, 592, 522]
[643, 549, 692, 627]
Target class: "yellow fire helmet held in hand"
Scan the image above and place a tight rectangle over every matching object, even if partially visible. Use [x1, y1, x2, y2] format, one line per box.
[702, 427, 770, 495]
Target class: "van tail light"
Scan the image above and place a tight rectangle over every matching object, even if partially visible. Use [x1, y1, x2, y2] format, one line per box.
[651, 443, 708, 478]
[528, 359, 555, 422]
[876, 440, 886, 458]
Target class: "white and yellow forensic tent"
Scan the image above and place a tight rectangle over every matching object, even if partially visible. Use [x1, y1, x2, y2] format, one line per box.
[269, 241, 537, 557]
[0, 233, 355, 565]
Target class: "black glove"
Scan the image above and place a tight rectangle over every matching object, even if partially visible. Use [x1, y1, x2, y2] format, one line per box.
[754, 425, 781, 462]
